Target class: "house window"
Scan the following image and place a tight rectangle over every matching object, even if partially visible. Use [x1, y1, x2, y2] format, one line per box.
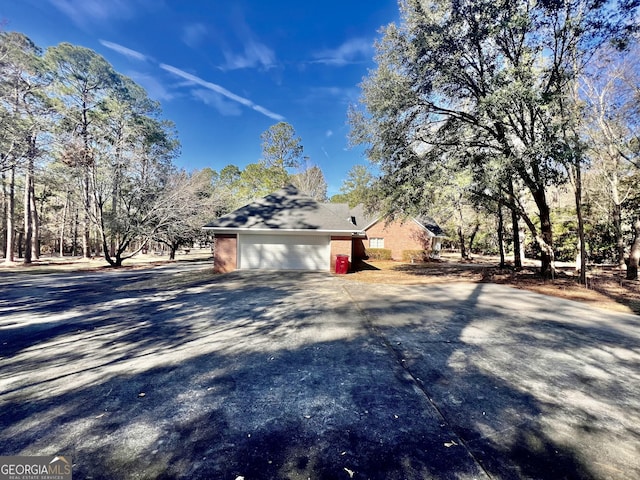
[369, 237, 384, 248]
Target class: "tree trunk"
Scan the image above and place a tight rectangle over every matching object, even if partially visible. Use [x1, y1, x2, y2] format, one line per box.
[72, 207, 79, 256]
[83, 165, 91, 258]
[17, 231, 23, 259]
[467, 222, 480, 256]
[612, 190, 625, 268]
[27, 135, 40, 261]
[497, 202, 505, 269]
[1, 170, 6, 256]
[627, 217, 640, 280]
[457, 226, 468, 259]
[532, 187, 555, 278]
[95, 193, 116, 267]
[573, 164, 587, 285]
[110, 147, 122, 257]
[31, 180, 40, 260]
[59, 190, 69, 257]
[23, 136, 37, 264]
[23, 164, 32, 264]
[101, 230, 116, 267]
[4, 165, 16, 263]
[508, 179, 522, 270]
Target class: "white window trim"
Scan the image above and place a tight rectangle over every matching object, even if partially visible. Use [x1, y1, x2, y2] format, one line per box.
[369, 237, 384, 248]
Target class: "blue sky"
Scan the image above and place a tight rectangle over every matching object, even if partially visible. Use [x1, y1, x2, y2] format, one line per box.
[1, 0, 399, 196]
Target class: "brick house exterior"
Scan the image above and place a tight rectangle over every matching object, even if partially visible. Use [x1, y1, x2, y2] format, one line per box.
[362, 218, 442, 261]
[329, 236, 353, 272]
[212, 234, 237, 273]
[204, 186, 444, 273]
[212, 233, 356, 274]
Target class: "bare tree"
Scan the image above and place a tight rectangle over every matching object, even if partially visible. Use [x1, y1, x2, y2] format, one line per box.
[581, 44, 640, 273]
[153, 169, 231, 259]
[291, 159, 328, 201]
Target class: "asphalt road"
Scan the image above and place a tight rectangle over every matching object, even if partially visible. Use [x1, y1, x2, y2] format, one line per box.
[0, 263, 639, 479]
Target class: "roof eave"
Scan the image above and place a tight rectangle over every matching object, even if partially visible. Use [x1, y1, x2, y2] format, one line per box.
[202, 227, 365, 236]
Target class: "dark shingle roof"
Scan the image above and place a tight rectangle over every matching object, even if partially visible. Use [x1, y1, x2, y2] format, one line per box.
[321, 203, 378, 229]
[203, 185, 361, 233]
[414, 216, 446, 237]
[203, 185, 445, 237]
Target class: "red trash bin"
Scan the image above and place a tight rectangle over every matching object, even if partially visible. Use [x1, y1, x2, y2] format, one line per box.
[335, 254, 349, 274]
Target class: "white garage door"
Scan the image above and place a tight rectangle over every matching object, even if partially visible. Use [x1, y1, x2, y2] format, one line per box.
[238, 234, 330, 270]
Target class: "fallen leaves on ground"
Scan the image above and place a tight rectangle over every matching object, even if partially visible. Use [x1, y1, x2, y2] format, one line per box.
[346, 255, 640, 315]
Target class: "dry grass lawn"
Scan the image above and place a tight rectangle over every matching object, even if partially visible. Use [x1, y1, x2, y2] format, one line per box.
[0, 248, 213, 273]
[346, 253, 640, 315]
[2, 249, 638, 316]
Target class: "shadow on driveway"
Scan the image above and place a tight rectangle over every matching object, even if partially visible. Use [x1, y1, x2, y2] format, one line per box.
[1, 267, 639, 479]
[345, 281, 640, 480]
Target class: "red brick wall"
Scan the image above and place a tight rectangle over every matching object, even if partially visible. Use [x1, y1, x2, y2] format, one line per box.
[330, 236, 353, 272]
[365, 219, 433, 260]
[213, 234, 237, 273]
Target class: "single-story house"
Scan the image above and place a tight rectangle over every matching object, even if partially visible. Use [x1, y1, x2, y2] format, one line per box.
[321, 203, 445, 262]
[203, 185, 445, 273]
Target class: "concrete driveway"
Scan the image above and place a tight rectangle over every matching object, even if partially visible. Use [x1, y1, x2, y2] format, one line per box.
[0, 264, 638, 479]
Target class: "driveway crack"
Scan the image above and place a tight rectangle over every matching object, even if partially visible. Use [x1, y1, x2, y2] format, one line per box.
[341, 283, 493, 479]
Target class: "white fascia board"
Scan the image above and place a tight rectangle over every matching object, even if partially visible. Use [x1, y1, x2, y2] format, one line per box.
[411, 218, 436, 237]
[411, 218, 447, 238]
[204, 227, 364, 236]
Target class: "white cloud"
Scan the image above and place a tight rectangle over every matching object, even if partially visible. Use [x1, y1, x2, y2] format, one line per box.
[50, 0, 136, 26]
[312, 38, 373, 66]
[192, 89, 242, 116]
[221, 39, 276, 71]
[160, 64, 251, 106]
[100, 40, 148, 61]
[160, 63, 284, 121]
[182, 23, 208, 48]
[326, 130, 334, 138]
[129, 72, 173, 102]
[251, 105, 285, 122]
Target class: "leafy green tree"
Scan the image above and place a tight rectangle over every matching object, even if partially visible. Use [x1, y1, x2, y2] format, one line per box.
[350, 0, 638, 278]
[260, 121, 304, 171]
[334, 164, 377, 207]
[95, 75, 164, 258]
[210, 164, 244, 210]
[91, 84, 180, 267]
[0, 34, 203, 266]
[217, 164, 241, 188]
[214, 123, 307, 204]
[236, 162, 290, 202]
[45, 42, 120, 258]
[0, 32, 49, 263]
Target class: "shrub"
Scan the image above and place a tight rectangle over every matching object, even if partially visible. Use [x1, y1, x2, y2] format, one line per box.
[365, 248, 392, 260]
[402, 250, 429, 262]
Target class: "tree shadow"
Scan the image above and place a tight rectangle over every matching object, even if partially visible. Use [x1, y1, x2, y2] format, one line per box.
[1, 271, 638, 478]
[204, 185, 356, 232]
[349, 282, 640, 479]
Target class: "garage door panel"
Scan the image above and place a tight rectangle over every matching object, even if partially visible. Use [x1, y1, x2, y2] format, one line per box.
[239, 234, 330, 270]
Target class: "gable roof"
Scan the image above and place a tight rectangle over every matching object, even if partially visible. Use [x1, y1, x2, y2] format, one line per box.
[325, 204, 446, 238]
[414, 216, 446, 237]
[203, 185, 362, 234]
